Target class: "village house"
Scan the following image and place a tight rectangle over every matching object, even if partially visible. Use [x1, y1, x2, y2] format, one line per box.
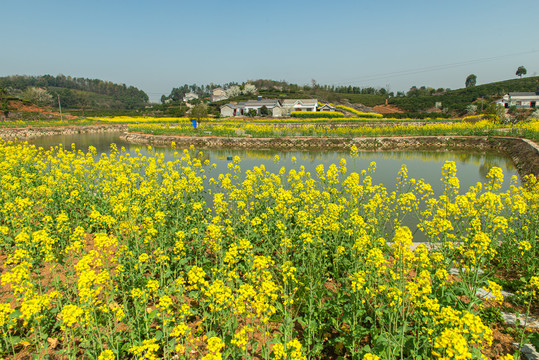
[182, 92, 199, 102]
[502, 90, 539, 108]
[220, 103, 244, 117]
[220, 98, 323, 117]
[244, 99, 282, 117]
[211, 87, 228, 102]
[318, 103, 336, 112]
[220, 98, 283, 117]
[281, 99, 318, 112]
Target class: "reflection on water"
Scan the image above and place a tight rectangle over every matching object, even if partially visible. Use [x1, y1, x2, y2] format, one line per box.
[27, 131, 520, 242]
[28, 131, 520, 193]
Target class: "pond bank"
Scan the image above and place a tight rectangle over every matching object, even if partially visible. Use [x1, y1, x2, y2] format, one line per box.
[122, 132, 539, 178]
[1, 124, 538, 178]
[0, 124, 127, 140]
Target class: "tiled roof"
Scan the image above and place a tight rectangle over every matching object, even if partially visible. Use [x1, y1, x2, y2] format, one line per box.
[243, 99, 281, 106]
[282, 99, 318, 106]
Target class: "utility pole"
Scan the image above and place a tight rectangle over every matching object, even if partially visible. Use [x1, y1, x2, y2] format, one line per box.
[58, 94, 63, 121]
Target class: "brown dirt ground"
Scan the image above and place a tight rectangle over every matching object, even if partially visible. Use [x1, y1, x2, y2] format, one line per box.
[372, 104, 405, 114]
[8, 100, 77, 119]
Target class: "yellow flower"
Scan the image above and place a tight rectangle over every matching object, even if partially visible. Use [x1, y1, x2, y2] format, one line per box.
[363, 354, 380, 360]
[98, 349, 115, 360]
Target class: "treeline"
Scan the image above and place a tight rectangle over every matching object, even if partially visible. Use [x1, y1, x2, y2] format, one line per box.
[250, 79, 392, 96]
[164, 82, 241, 103]
[0, 75, 149, 109]
[162, 79, 394, 104]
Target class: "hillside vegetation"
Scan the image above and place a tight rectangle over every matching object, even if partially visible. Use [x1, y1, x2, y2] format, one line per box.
[390, 76, 539, 113]
[0, 74, 149, 110]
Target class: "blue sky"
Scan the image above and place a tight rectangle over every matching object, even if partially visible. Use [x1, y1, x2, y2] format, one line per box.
[1, 0, 538, 102]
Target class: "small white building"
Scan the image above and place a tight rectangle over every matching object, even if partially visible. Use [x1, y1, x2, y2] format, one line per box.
[318, 104, 336, 112]
[182, 92, 199, 102]
[281, 99, 318, 112]
[221, 103, 244, 117]
[211, 87, 228, 102]
[502, 91, 539, 108]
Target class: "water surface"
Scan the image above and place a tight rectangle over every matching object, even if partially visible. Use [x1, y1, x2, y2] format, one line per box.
[28, 131, 520, 194]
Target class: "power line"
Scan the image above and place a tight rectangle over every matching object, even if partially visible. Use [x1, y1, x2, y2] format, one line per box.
[330, 49, 539, 86]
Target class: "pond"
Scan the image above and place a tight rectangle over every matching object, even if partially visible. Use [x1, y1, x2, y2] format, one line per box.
[27, 131, 520, 243]
[27, 131, 520, 194]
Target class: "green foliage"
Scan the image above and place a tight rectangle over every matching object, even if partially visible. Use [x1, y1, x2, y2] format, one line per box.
[516, 66, 527, 78]
[478, 306, 503, 325]
[482, 103, 507, 123]
[247, 109, 257, 117]
[190, 104, 208, 120]
[465, 74, 477, 88]
[390, 76, 539, 113]
[0, 74, 148, 109]
[260, 105, 270, 116]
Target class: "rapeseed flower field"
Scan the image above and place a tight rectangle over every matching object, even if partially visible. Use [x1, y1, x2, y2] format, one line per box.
[0, 140, 538, 359]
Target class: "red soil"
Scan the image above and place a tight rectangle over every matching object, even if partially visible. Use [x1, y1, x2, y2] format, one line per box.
[8, 100, 77, 119]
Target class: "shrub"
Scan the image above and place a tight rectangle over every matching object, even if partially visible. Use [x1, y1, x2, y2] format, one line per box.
[291, 111, 344, 118]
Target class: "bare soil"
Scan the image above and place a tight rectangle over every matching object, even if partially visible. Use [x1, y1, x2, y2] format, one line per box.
[8, 100, 77, 119]
[372, 104, 405, 114]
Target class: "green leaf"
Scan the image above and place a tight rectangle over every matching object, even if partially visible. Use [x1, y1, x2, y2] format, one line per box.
[7, 336, 21, 346]
[10, 309, 22, 319]
[154, 330, 163, 341]
[149, 308, 158, 319]
[529, 333, 539, 349]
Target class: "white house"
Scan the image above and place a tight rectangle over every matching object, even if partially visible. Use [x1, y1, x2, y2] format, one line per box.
[318, 104, 336, 112]
[243, 99, 282, 117]
[220, 99, 283, 117]
[220, 103, 244, 117]
[211, 88, 228, 102]
[502, 91, 539, 108]
[281, 99, 318, 112]
[182, 92, 199, 102]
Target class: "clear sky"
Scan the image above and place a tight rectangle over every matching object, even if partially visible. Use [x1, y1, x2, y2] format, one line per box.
[1, 0, 538, 102]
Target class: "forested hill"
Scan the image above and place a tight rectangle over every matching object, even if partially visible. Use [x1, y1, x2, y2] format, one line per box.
[0, 74, 149, 109]
[389, 76, 539, 113]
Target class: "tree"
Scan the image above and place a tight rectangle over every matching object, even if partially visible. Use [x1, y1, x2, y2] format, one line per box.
[226, 85, 241, 98]
[260, 105, 269, 116]
[483, 103, 507, 123]
[190, 103, 208, 125]
[516, 66, 527, 78]
[243, 84, 257, 95]
[22, 87, 53, 106]
[76, 92, 92, 117]
[465, 74, 477, 88]
[311, 79, 318, 93]
[0, 88, 9, 119]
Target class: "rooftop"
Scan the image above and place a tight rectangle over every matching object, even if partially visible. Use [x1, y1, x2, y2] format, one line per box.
[282, 99, 318, 106]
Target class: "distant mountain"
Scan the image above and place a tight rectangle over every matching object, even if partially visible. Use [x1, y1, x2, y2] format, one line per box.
[0, 74, 149, 110]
